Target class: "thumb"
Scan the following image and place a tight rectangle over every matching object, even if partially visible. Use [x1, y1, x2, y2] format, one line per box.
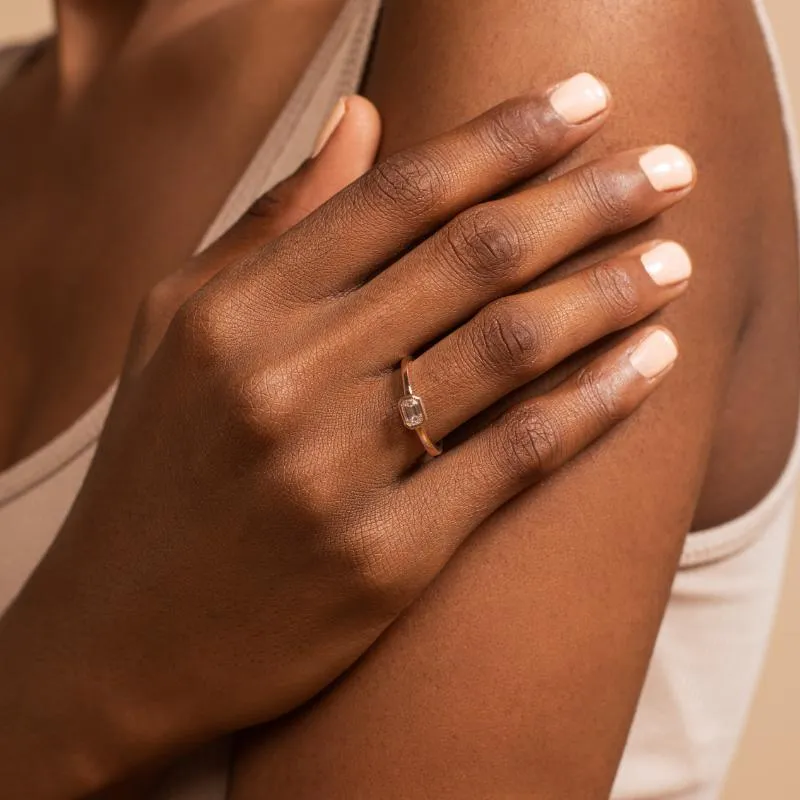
[172, 95, 382, 292]
[229, 95, 383, 249]
[126, 96, 382, 375]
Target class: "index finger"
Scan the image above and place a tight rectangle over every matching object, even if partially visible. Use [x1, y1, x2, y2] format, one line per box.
[236, 73, 612, 303]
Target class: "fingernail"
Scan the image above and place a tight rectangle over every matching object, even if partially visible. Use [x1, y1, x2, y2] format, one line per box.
[641, 242, 692, 286]
[549, 73, 609, 124]
[639, 145, 695, 192]
[312, 97, 347, 158]
[629, 329, 679, 379]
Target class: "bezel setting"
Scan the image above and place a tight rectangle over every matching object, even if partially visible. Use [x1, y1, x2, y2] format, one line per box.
[398, 394, 427, 430]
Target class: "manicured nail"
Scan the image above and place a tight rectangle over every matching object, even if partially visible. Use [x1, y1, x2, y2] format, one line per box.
[641, 242, 692, 286]
[312, 97, 347, 158]
[639, 145, 695, 192]
[549, 73, 609, 124]
[629, 329, 679, 378]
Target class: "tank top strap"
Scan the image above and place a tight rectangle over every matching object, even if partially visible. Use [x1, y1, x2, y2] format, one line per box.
[201, 0, 382, 248]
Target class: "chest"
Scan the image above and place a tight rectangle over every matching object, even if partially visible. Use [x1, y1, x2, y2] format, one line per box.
[0, 0, 348, 470]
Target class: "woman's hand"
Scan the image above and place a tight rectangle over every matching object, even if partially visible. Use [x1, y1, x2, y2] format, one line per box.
[0, 75, 695, 798]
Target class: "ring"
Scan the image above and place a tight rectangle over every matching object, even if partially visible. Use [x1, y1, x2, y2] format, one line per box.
[397, 356, 443, 458]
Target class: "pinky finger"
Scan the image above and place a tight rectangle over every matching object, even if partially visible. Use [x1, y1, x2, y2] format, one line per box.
[397, 326, 678, 581]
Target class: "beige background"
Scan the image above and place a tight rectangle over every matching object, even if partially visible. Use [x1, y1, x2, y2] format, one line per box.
[1, 1, 799, 797]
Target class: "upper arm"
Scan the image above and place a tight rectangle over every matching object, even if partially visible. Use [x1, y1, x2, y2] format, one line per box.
[231, 1, 797, 796]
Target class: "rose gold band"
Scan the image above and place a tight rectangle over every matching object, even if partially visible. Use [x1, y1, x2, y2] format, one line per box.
[415, 426, 443, 458]
[398, 356, 443, 458]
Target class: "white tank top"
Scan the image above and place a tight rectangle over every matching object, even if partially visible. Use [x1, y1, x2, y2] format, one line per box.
[0, 2, 797, 797]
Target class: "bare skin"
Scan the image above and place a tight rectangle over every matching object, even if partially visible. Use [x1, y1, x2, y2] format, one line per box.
[0, 4, 706, 797]
[0, 1, 795, 798]
[0, 0, 348, 469]
[230, 1, 800, 798]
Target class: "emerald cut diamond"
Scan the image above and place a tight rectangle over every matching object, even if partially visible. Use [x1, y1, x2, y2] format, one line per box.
[398, 395, 427, 429]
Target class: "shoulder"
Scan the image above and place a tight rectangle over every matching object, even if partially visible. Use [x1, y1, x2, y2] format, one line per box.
[367, 0, 800, 526]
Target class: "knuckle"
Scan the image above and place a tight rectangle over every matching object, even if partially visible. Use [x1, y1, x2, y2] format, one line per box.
[575, 364, 624, 424]
[337, 518, 412, 613]
[366, 151, 446, 216]
[442, 205, 524, 287]
[295, 466, 346, 523]
[500, 403, 564, 478]
[471, 299, 544, 374]
[587, 261, 641, 324]
[169, 293, 235, 366]
[571, 165, 633, 229]
[233, 366, 300, 441]
[477, 99, 549, 171]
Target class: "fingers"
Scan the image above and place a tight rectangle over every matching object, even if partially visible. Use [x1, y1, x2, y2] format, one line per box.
[124, 97, 380, 376]
[352, 145, 696, 366]
[240, 73, 612, 301]
[395, 326, 678, 583]
[392, 241, 691, 458]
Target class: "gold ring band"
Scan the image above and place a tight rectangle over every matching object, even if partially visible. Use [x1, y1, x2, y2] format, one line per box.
[397, 357, 443, 458]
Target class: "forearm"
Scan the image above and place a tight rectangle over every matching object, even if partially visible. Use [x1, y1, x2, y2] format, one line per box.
[0, 654, 162, 800]
[0, 518, 189, 799]
[0, 599, 122, 797]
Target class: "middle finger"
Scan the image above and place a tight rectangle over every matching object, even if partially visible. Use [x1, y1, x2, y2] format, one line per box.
[348, 144, 696, 367]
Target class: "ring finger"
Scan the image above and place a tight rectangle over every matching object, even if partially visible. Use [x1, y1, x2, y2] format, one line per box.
[389, 325, 679, 586]
[380, 240, 691, 463]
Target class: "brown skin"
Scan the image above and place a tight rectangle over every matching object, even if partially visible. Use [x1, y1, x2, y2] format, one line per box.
[0, 14, 698, 796]
[0, 0, 347, 468]
[230, 1, 800, 798]
[0, 0, 795, 797]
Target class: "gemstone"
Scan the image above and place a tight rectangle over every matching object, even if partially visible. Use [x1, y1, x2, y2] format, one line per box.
[398, 395, 426, 429]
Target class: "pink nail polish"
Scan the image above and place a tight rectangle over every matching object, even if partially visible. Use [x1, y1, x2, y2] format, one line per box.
[639, 145, 695, 192]
[641, 242, 692, 286]
[549, 73, 609, 124]
[629, 330, 679, 378]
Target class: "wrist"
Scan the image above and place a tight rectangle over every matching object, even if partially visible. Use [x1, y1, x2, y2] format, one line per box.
[0, 608, 114, 797]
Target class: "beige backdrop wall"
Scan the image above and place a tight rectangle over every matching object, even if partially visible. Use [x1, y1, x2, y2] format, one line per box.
[1, 1, 798, 797]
